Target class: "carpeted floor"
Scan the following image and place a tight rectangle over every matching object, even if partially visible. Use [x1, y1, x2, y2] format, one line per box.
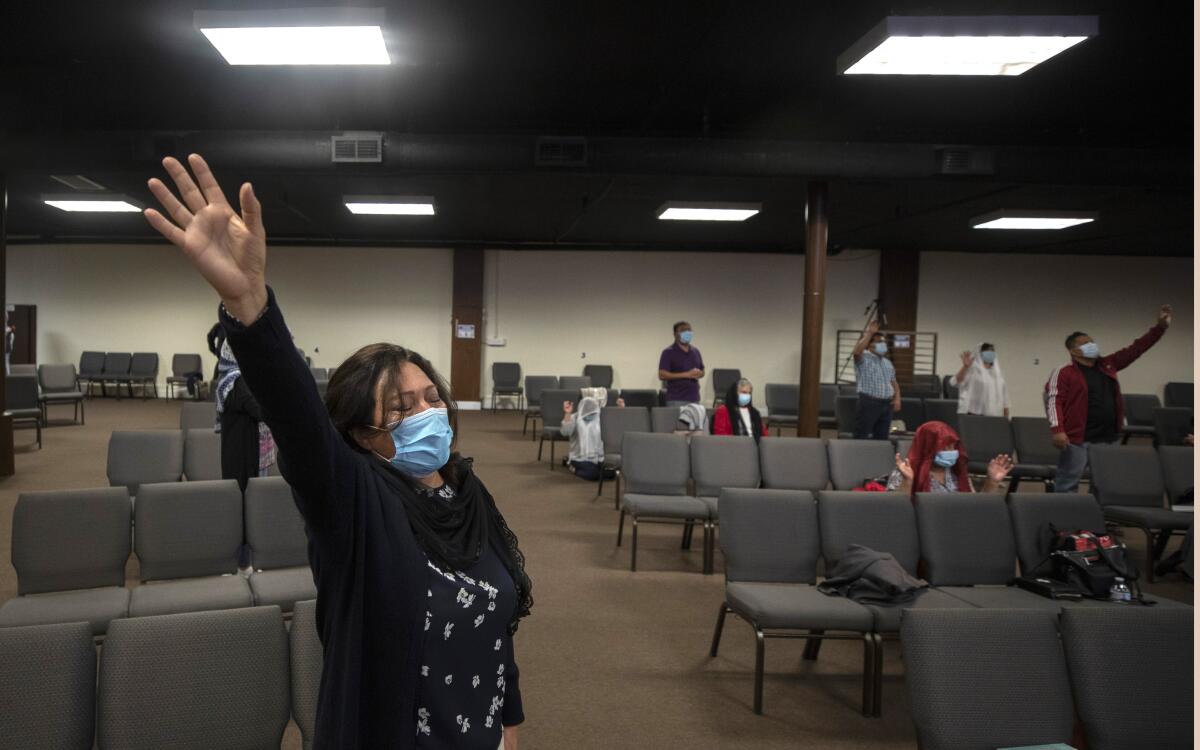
[0, 400, 1191, 749]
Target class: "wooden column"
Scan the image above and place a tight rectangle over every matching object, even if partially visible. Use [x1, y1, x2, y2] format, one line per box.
[0, 173, 13, 477]
[449, 248, 485, 404]
[877, 247, 920, 384]
[797, 181, 828, 437]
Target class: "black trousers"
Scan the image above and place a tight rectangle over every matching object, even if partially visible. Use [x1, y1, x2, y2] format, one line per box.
[854, 394, 893, 440]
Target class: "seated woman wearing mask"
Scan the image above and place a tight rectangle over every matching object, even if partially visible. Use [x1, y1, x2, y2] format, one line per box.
[560, 396, 606, 480]
[710, 379, 768, 441]
[955, 342, 1010, 418]
[889, 421, 1013, 498]
[143, 155, 531, 750]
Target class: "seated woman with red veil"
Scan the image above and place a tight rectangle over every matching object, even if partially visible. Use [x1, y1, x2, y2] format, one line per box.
[887, 420, 1013, 497]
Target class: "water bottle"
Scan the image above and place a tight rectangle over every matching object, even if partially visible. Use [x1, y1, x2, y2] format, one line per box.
[1109, 577, 1132, 603]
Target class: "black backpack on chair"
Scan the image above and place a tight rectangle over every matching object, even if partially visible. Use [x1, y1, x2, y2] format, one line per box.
[1048, 528, 1154, 605]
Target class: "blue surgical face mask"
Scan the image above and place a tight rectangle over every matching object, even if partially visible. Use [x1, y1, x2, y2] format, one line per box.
[934, 449, 959, 468]
[1077, 341, 1100, 359]
[737, 392, 752, 407]
[872, 342, 888, 356]
[384, 407, 453, 477]
[980, 350, 996, 365]
[679, 330, 694, 344]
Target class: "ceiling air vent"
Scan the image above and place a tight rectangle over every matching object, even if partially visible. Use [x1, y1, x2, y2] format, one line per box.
[331, 133, 383, 163]
[535, 136, 588, 167]
[50, 174, 107, 191]
[935, 147, 995, 176]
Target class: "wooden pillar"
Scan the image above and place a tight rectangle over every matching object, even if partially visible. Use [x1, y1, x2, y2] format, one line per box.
[0, 173, 13, 477]
[877, 247, 920, 384]
[797, 181, 828, 437]
[449, 248, 485, 404]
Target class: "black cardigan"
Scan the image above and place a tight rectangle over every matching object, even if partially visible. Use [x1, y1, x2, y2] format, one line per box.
[221, 288, 523, 750]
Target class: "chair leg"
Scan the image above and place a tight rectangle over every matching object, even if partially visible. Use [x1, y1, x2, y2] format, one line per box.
[681, 522, 694, 550]
[616, 509, 626, 547]
[1143, 526, 1157, 583]
[802, 630, 824, 661]
[703, 522, 715, 575]
[549, 440, 555, 470]
[861, 634, 875, 718]
[537, 436, 545, 462]
[709, 603, 728, 657]
[614, 473, 622, 510]
[753, 629, 766, 715]
[872, 633, 884, 717]
[80, 399, 86, 426]
[631, 518, 639, 571]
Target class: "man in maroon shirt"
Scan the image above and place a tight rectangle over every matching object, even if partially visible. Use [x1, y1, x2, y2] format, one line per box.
[658, 321, 705, 405]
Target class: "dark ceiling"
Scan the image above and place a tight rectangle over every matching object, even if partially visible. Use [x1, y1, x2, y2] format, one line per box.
[0, 0, 1192, 255]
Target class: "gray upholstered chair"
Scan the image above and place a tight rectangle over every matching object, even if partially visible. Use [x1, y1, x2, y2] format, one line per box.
[127, 480, 253, 618]
[597, 406, 651, 505]
[106, 430, 184, 496]
[582, 364, 614, 389]
[1152, 406, 1193, 447]
[1010, 416, 1060, 489]
[909, 373, 943, 400]
[522, 375, 559, 437]
[558, 375, 591, 393]
[183, 428, 222, 481]
[245, 477, 316, 612]
[941, 374, 959, 401]
[128, 352, 159, 398]
[180, 400, 217, 432]
[0, 621, 97, 749]
[958, 414, 1047, 490]
[817, 383, 837, 429]
[617, 433, 708, 572]
[650, 405, 681, 433]
[1158, 445, 1194, 505]
[536, 388, 577, 468]
[825, 438, 894, 490]
[290, 599, 323, 750]
[38, 363, 85, 424]
[690, 435, 761, 573]
[901, 608, 1075, 750]
[619, 389, 658, 408]
[763, 383, 798, 435]
[5, 374, 42, 448]
[709, 488, 875, 716]
[1006, 492, 1106, 577]
[1163, 381, 1192, 408]
[79, 350, 106, 397]
[759, 437, 829, 491]
[100, 352, 132, 398]
[893, 396, 925, 433]
[1121, 393, 1161, 443]
[921, 398, 958, 432]
[166, 353, 204, 399]
[710, 368, 741, 408]
[98, 606, 290, 749]
[0, 487, 132, 635]
[491, 362, 523, 412]
[835, 394, 858, 438]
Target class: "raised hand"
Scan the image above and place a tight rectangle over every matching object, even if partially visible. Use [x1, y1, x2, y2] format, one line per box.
[960, 350, 974, 367]
[895, 453, 913, 481]
[1158, 304, 1173, 327]
[144, 154, 268, 322]
[987, 454, 1014, 483]
[867, 319, 880, 334]
[562, 400, 573, 415]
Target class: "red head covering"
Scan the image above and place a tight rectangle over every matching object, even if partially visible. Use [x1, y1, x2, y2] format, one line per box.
[905, 420, 970, 499]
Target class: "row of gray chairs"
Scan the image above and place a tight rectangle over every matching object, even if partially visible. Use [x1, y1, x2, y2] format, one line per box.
[523, 375, 592, 436]
[709, 487, 1188, 718]
[902, 606, 1192, 750]
[0, 602, 323, 750]
[79, 351, 160, 398]
[0, 477, 314, 636]
[107, 429, 223, 492]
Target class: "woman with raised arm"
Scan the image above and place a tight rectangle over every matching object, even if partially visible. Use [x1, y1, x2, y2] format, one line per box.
[144, 154, 531, 750]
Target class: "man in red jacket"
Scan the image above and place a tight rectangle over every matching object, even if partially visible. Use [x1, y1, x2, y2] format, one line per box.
[1045, 304, 1172, 492]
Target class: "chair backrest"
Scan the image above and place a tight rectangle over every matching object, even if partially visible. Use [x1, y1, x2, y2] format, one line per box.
[98, 606, 290, 750]
[180, 400, 217, 432]
[102, 352, 131, 376]
[650, 405, 681, 433]
[1158, 445, 1194, 504]
[957, 414, 1014, 460]
[130, 352, 159, 377]
[901, 609, 1075, 750]
[1011, 416, 1059, 465]
[818, 490, 920, 573]
[620, 389, 659, 408]
[1006, 492, 1107, 575]
[171, 353, 203, 377]
[582, 364, 613, 389]
[0, 621, 97, 749]
[818, 383, 836, 417]
[245, 476, 309, 570]
[1163, 381, 1193, 408]
[6, 374, 39, 409]
[12, 486, 131, 596]
[309, 367, 328, 380]
[764, 383, 798, 417]
[80, 350, 106, 378]
[758, 437, 828, 491]
[600, 406, 651, 455]
[492, 362, 521, 389]
[559, 375, 591, 392]
[711, 368, 742, 397]
[1059, 607, 1193, 750]
[690, 435, 760, 497]
[524, 375, 559, 407]
[290, 600, 323, 750]
[106, 430, 185, 494]
[719, 488, 818, 583]
[909, 373, 943, 399]
[134, 479, 243, 580]
[183, 428, 222, 481]
[825, 439, 895, 490]
[834, 394, 857, 435]
[895, 397, 925, 431]
[921, 399, 959, 431]
[915, 492, 1015, 585]
[1122, 393, 1162, 426]
[1152, 406, 1194, 447]
[941, 374, 959, 400]
[538, 389, 576, 428]
[1087, 444, 1166, 508]
[38, 363, 78, 393]
[621, 432, 690, 495]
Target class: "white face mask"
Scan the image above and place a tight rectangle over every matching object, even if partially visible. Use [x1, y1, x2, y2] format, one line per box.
[872, 342, 888, 356]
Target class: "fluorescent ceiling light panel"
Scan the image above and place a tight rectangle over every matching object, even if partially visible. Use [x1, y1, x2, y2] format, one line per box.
[344, 196, 436, 215]
[44, 195, 140, 213]
[657, 201, 761, 222]
[838, 16, 1097, 76]
[971, 210, 1097, 230]
[195, 8, 389, 65]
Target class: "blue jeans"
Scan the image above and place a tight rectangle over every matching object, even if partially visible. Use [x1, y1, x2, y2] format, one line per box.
[1054, 442, 1091, 493]
[854, 394, 893, 440]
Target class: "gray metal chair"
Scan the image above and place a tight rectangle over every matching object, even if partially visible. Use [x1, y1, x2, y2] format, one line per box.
[921, 398, 958, 432]
[941, 374, 958, 401]
[0, 621, 97, 749]
[817, 383, 837, 429]
[1121, 393, 1161, 443]
[98, 606, 290, 750]
[1163, 381, 1192, 408]
[127, 480, 253, 618]
[5, 374, 42, 448]
[1010, 416, 1060, 489]
[536, 388, 577, 468]
[522, 375, 559, 437]
[290, 600, 322, 750]
[79, 350, 106, 397]
[100, 352, 132, 398]
[597, 406, 651, 505]
[0, 487, 132, 635]
[166, 353, 204, 399]
[709, 488, 875, 716]
[617, 433, 708, 572]
[180, 400, 217, 432]
[1059, 607, 1193, 750]
[901, 609, 1074, 750]
[491, 362, 523, 412]
[764, 383, 798, 435]
[909, 373, 943, 399]
[183, 428, 222, 481]
[690, 435, 761, 574]
[958, 414, 1048, 490]
[38, 363, 85, 424]
[1152, 406, 1193, 446]
[759, 437, 829, 491]
[835, 394, 857, 438]
[1088, 444, 1190, 581]
[582, 364, 614, 389]
[619, 389, 659, 408]
[1006, 492, 1107, 577]
[1158, 445, 1194, 505]
[710, 368, 742, 408]
[106, 430, 184, 496]
[893, 396, 925, 433]
[128, 352, 159, 398]
[245, 477, 316, 612]
[558, 375, 591, 393]
[825, 438, 894, 490]
[650, 405, 681, 433]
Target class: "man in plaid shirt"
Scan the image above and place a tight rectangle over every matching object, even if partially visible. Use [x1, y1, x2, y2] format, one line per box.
[852, 319, 901, 440]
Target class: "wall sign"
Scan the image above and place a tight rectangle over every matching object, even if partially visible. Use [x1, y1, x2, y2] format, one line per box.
[455, 323, 476, 339]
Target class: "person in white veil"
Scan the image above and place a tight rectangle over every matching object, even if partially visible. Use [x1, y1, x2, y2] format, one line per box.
[954, 342, 1010, 418]
[560, 396, 606, 480]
